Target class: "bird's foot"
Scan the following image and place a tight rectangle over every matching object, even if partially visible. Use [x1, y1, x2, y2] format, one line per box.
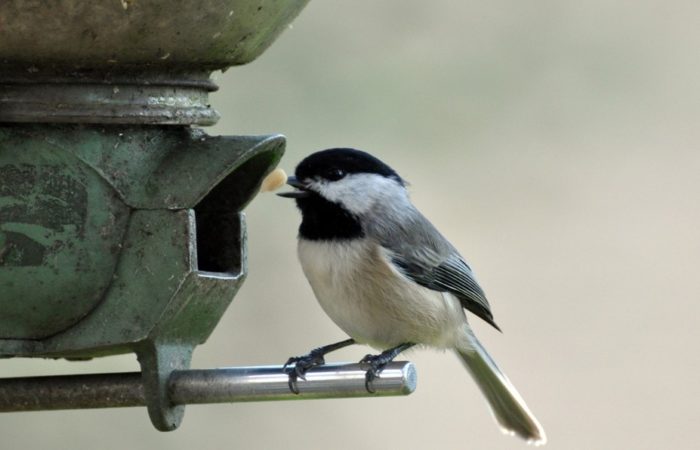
[359, 353, 393, 394]
[359, 343, 415, 393]
[283, 349, 326, 394]
[282, 339, 357, 394]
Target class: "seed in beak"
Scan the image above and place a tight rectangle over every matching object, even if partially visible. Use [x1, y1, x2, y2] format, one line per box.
[260, 168, 288, 193]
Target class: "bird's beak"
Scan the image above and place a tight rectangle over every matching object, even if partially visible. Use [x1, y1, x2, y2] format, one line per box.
[277, 176, 311, 198]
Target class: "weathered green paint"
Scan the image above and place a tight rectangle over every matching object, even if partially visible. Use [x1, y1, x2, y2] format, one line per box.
[0, 79, 221, 126]
[0, 129, 130, 338]
[136, 341, 194, 431]
[0, 0, 308, 431]
[0, 0, 310, 70]
[0, 0, 311, 125]
[0, 124, 284, 357]
[0, 125, 284, 432]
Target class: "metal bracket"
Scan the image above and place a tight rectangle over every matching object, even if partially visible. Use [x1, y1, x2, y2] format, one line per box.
[136, 342, 194, 431]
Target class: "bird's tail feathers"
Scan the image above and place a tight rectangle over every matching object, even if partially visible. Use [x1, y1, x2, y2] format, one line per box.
[456, 334, 546, 445]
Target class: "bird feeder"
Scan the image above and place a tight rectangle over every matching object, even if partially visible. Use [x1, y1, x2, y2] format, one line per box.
[0, 0, 415, 431]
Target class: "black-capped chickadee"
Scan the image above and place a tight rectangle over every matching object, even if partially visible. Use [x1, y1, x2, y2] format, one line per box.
[279, 148, 545, 444]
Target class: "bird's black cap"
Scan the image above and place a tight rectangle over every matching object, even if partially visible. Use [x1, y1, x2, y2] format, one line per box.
[295, 148, 404, 184]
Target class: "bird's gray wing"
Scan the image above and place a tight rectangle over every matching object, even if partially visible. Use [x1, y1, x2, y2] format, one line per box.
[370, 209, 500, 331]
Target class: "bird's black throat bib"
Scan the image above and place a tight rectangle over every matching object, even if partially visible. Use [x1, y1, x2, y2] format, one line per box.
[295, 195, 364, 241]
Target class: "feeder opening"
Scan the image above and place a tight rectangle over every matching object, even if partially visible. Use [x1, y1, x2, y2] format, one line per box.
[193, 151, 278, 274]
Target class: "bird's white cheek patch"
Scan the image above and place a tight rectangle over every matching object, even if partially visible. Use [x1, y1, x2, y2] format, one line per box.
[314, 174, 405, 216]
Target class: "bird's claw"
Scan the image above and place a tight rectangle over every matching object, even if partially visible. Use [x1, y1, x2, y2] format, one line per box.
[283, 350, 326, 394]
[359, 353, 388, 394]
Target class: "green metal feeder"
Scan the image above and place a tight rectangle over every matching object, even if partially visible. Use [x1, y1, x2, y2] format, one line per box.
[0, 0, 415, 432]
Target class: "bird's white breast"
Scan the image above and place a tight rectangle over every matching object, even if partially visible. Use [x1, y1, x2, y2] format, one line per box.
[297, 238, 467, 350]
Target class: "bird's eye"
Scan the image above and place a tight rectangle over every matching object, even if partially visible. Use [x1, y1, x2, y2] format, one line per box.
[325, 168, 346, 181]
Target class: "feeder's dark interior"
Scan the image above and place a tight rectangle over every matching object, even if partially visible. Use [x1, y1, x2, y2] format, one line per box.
[193, 151, 277, 274]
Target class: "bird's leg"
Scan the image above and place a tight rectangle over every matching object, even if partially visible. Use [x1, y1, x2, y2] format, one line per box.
[360, 342, 415, 393]
[283, 338, 356, 394]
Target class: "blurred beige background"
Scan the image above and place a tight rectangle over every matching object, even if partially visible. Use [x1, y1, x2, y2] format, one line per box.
[2, 1, 699, 449]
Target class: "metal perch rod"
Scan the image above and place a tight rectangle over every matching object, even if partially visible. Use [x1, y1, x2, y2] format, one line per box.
[0, 362, 416, 412]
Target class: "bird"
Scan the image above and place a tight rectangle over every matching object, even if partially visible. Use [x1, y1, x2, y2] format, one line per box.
[278, 148, 546, 444]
